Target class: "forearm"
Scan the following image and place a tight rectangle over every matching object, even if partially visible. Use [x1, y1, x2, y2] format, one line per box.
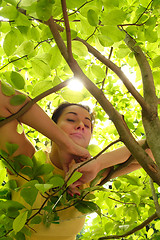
[111, 163, 141, 179]
[0, 85, 73, 149]
[18, 102, 73, 148]
[96, 140, 146, 173]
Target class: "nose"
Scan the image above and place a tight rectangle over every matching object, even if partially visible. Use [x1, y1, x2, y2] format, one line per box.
[75, 121, 85, 131]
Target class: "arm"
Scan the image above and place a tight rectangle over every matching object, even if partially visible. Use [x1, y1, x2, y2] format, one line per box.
[0, 83, 90, 164]
[69, 140, 154, 189]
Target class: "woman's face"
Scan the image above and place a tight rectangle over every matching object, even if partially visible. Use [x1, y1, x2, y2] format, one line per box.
[57, 105, 92, 148]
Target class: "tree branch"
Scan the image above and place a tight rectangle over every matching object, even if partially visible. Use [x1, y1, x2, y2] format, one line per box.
[101, 47, 113, 91]
[98, 212, 158, 239]
[46, 16, 160, 186]
[99, 141, 149, 185]
[61, 0, 74, 61]
[124, 33, 157, 109]
[150, 178, 160, 218]
[47, 17, 68, 61]
[75, 36, 151, 114]
[0, 154, 29, 181]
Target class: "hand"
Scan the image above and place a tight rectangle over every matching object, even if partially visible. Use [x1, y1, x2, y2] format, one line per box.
[66, 158, 99, 195]
[58, 139, 91, 173]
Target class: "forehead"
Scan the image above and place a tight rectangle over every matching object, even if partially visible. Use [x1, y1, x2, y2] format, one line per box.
[60, 105, 91, 120]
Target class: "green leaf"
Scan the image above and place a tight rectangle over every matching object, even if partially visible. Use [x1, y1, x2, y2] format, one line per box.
[75, 200, 101, 216]
[10, 71, 25, 90]
[6, 142, 19, 156]
[145, 27, 158, 43]
[49, 45, 62, 69]
[17, 123, 24, 134]
[91, 64, 106, 79]
[4, 0, 17, 6]
[0, 5, 18, 20]
[87, 9, 99, 26]
[0, 200, 24, 210]
[9, 56, 26, 68]
[31, 80, 53, 97]
[10, 94, 27, 106]
[88, 144, 101, 156]
[155, 220, 160, 230]
[35, 163, 54, 176]
[0, 149, 9, 158]
[30, 215, 42, 224]
[23, 180, 39, 188]
[67, 171, 82, 187]
[102, 0, 119, 8]
[113, 180, 121, 189]
[13, 155, 33, 167]
[3, 28, 22, 56]
[32, 150, 47, 166]
[30, 58, 51, 78]
[20, 186, 38, 206]
[100, 26, 125, 43]
[72, 41, 88, 57]
[35, 183, 53, 194]
[61, 88, 88, 103]
[105, 222, 113, 233]
[36, 0, 53, 21]
[1, 81, 15, 96]
[5, 179, 17, 190]
[49, 175, 64, 188]
[15, 231, 26, 240]
[15, 13, 31, 27]
[153, 56, 160, 68]
[13, 211, 28, 234]
[102, 9, 127, 25]
[20, 167, 33, 178]
[14, 40, 34, 57]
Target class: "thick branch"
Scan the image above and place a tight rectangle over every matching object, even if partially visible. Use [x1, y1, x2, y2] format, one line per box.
[124, 34, 160, 167]
[47, 17, 68, 61]
[47, 16, 160, 186]
[125, 33, 157, 109]
[98, 212, 157, 239]
[74, 37, 151, 114]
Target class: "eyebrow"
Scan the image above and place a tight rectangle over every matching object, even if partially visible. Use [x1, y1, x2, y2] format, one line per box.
[65, 111, 91, 122]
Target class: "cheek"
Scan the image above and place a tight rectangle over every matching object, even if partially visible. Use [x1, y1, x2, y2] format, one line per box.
[86, 131, 92, 143]
[58, 122, 72, 134]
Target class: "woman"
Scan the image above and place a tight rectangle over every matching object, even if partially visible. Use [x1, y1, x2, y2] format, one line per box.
[0, 82, 151, 239]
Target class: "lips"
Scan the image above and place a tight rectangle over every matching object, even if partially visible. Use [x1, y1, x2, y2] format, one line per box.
[70, 133, 84, 138]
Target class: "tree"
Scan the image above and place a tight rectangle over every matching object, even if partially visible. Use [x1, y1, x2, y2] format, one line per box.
[0, 0, 160, 239]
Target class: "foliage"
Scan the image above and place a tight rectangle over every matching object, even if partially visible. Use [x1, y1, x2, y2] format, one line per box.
[0, 0, 160, 239]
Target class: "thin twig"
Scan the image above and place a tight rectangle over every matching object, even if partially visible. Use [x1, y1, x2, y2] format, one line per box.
[98, 212, 157, 239]
[101, 47, 113, 91]
[0, 154, 29, 181]
[150, 178, 160, 217]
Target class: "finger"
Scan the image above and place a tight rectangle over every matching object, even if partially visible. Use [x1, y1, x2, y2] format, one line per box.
[68, 186, 81, 196]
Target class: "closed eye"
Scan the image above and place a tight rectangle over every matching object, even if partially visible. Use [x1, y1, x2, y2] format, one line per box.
[67, 119, 75, 122]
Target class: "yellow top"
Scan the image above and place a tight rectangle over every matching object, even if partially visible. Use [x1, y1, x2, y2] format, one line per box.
[9, 152, 89, 240]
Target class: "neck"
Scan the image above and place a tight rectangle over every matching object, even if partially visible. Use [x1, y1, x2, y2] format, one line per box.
[49, 143, 63, 169]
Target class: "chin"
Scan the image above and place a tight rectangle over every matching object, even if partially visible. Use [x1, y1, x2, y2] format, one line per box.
[71, 138, 86, 148]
